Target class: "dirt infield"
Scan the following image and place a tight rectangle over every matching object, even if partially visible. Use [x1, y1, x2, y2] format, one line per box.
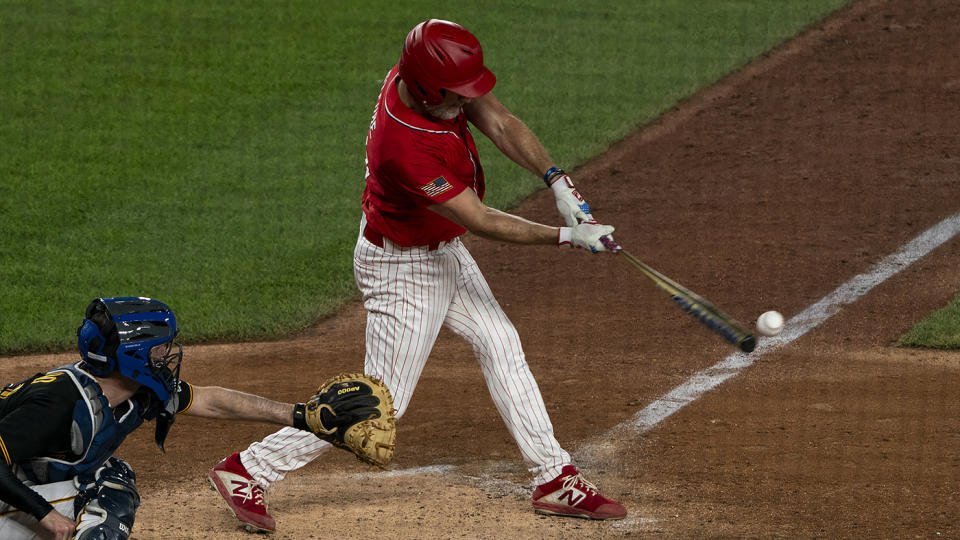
[3, 0, 959, 537]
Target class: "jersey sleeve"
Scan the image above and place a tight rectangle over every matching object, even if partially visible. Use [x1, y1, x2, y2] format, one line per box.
[0, 374, 78, 521]
[0, 375, 76, 465]
[174, 380, 195, 415]
[381, 140, 471, 206]
[0, 460, 55, 521]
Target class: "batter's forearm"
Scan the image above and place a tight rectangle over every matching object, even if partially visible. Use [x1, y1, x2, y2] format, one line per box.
[468, 207, 560, 245]
[187, 386, 295, 426]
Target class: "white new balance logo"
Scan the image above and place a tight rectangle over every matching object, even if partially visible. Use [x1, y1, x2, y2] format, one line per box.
[231, 479, 265, 504]
[231, 480, 253, 500]
[557, 488, 587, 506]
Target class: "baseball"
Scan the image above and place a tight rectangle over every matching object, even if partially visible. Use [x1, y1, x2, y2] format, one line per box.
[756, 310, 784, 337]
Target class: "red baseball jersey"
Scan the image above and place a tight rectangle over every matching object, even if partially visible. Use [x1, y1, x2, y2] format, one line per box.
[361, 65, 486, 246]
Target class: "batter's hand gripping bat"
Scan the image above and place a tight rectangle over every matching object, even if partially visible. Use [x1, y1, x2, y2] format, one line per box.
[600, 237, 756, 353]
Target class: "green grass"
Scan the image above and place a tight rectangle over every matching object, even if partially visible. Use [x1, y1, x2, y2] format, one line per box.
[899, 295, 960, 349]
[1, 0, 850, 353]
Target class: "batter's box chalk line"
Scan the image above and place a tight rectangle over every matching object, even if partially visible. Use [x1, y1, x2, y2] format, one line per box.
[611, 517, 658, 529]
[351, 464, 457, 479]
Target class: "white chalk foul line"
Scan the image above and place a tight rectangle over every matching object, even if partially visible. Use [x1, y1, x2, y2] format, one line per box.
[579, 209, 960, 457]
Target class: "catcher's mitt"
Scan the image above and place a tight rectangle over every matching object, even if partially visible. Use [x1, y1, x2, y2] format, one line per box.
[293, 372, 396, 467]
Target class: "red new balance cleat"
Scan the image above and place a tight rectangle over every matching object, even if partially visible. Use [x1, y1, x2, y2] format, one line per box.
[531, 465, 627, 520]
[208, 452, 276, 532]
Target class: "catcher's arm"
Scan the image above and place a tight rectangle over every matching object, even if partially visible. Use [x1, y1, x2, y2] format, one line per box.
[186, 375, 397, 467]
[186, 386, 297, 426]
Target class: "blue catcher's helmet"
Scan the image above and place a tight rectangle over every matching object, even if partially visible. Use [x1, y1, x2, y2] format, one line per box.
[77, 297, 183, 403]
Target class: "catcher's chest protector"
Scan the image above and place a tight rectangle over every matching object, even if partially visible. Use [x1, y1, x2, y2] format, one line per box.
[21, 364, 146, 484]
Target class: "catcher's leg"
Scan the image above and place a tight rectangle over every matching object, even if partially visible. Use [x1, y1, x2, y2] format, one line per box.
[442, 242, 570, 486]
[0, 478, 77, 540]
[73, 457, 140, 540]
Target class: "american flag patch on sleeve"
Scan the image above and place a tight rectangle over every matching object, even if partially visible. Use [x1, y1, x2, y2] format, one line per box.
[420, 177, 453, 197]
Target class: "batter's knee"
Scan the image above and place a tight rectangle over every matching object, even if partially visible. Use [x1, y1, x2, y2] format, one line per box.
[362, 366, 416, 419]
[73, 457, 140, 540]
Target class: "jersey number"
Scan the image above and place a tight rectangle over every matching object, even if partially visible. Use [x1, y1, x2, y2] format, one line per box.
[0, 383, 24, 399]
[31, 374, 62, 384]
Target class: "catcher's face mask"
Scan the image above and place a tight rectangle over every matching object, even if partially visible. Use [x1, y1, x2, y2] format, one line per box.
[144, 322, 184, 453]
[148, 340, 183, 393]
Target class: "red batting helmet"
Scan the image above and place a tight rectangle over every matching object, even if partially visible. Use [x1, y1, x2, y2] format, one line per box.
[398, 19, 496, 106]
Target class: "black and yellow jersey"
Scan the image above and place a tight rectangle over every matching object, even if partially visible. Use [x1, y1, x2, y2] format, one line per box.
[0, 366, 193, 520]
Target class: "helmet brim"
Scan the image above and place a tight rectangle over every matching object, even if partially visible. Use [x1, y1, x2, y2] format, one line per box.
[446, 67, 496, 98]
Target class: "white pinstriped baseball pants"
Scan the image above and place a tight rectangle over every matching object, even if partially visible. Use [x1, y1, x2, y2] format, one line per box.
[240, 218, 569, 487]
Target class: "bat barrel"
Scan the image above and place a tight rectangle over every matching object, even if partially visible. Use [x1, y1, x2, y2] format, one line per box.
[615, 246, 756, 353]
[672, 294, 753, 351]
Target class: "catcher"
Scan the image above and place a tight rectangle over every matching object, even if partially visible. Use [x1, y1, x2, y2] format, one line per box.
[0, 297, 394, 540]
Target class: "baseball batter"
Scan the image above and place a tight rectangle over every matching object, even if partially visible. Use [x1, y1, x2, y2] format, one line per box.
[0, 297, 381, 539]
[209, 18, 626, 530]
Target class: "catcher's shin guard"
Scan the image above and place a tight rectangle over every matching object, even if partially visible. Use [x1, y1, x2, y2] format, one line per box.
[73, 458, 140, 540]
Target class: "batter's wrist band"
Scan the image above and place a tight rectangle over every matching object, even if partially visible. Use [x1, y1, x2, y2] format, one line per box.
[543, 167, 565, 186]
[558, 227, 572, 247]
[292, 403, 308, 431]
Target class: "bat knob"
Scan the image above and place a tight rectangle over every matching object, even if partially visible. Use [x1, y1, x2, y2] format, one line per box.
[600, 235, 622, 253]
[739, 335, 756, 353]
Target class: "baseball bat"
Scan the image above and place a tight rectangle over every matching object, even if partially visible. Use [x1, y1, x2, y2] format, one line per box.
[601, 237, 756, 353]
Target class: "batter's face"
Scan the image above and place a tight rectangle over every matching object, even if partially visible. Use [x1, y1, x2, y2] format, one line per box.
[425, 90, 471, 120]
